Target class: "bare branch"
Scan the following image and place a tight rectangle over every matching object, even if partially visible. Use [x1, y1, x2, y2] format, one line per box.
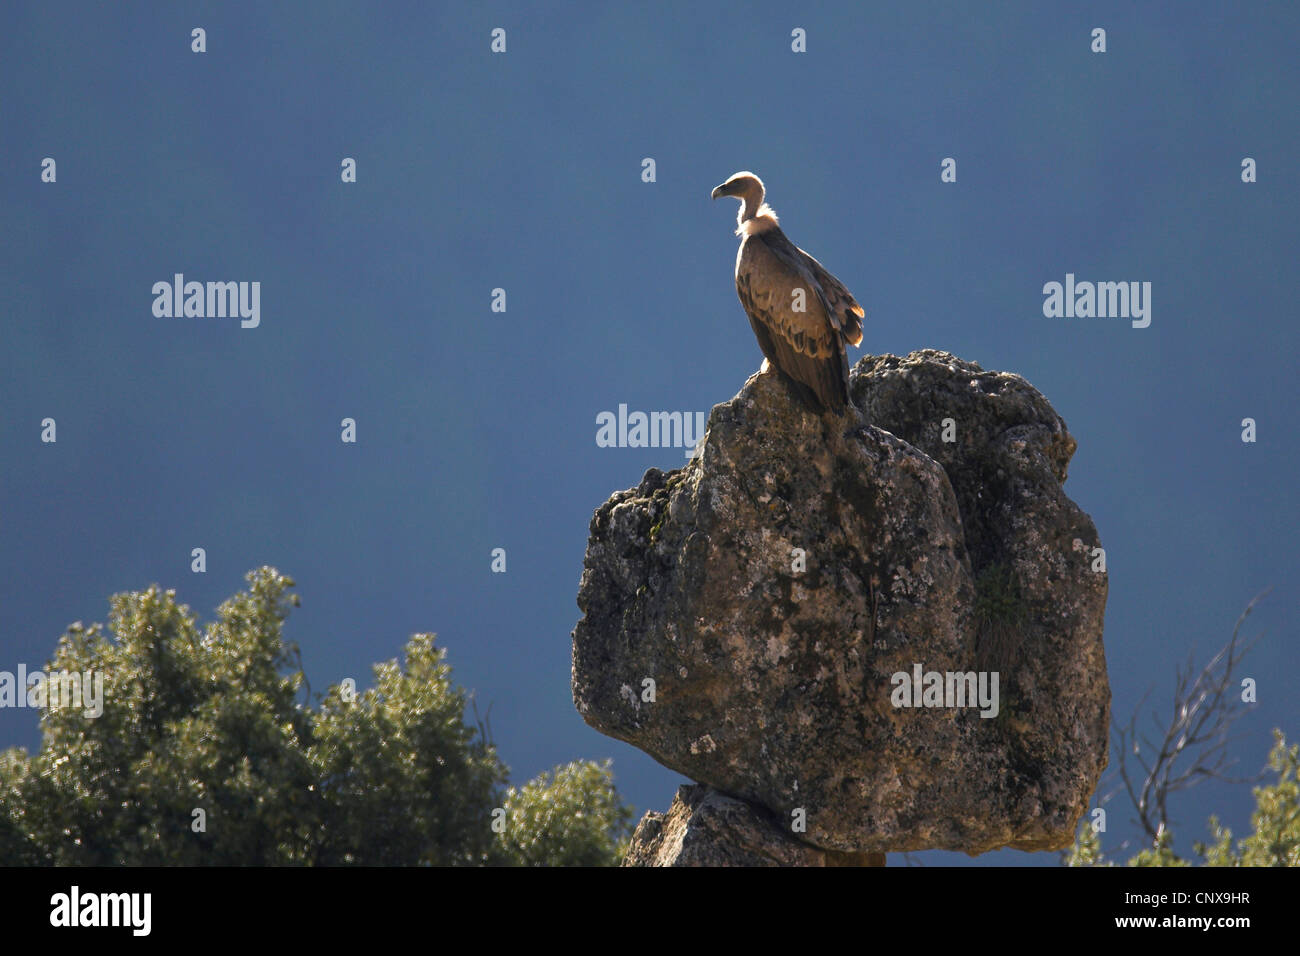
[1106, 589, 1270, 845]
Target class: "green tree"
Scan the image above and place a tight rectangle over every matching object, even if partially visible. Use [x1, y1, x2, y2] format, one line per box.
[1067, 731, 1297, 867]
[1196, 730, 1299, 867]
[1062, 820, 1109, 867]
[309, 633, 505, 865]
[0, 567, 632, 866]
[495, 759, 636, 866]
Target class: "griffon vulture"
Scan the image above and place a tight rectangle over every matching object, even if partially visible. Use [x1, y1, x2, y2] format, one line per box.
[712, 171, 864, 412]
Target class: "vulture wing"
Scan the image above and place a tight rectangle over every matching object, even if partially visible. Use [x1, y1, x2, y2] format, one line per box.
[736, 226, 859, 411]
[797, 247, 865, 348]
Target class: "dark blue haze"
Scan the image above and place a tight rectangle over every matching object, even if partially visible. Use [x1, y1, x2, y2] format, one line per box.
[1, 1, 1296, 865]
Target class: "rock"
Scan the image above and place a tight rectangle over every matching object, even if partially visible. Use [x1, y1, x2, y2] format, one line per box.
[622, 784, 885, 866]
[572, 350, 1109, 856]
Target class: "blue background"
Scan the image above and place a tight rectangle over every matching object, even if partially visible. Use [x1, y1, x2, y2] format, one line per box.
[2, 1, 1296, 865]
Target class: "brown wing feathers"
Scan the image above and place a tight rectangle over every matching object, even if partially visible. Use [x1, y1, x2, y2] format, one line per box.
[737, 269, 842, 411]
[802, 250, 865, 347]
[738, 227, 857, 411]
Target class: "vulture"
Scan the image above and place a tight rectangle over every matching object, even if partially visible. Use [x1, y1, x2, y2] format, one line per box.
[712, 171, 864, 412]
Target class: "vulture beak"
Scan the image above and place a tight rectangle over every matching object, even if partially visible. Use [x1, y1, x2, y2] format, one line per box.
[711, 183, 729, 200]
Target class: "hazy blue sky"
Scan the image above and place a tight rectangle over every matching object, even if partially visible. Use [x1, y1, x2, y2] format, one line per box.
[2, 1, 1296, 865]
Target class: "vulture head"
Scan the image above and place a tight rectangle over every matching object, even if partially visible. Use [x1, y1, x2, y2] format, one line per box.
[711, 171, 775, 229]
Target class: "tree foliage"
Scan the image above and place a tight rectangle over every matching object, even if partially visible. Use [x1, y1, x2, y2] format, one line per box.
[1196, 730, 1299, 867]
[1067, 730, 1297, 867]
[495, 759, 635, 867]
[0, 567, 632, 866]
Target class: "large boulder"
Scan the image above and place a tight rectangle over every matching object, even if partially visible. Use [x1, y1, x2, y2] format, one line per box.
[573, 350, 1108, 856]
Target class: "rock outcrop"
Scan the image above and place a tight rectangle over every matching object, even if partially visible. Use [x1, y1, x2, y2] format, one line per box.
[622, 784, 884, 867]
[573, 350, 1109, 860]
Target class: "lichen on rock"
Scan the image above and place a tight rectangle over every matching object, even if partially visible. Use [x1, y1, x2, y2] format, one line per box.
[574, 350, 1109, 859]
